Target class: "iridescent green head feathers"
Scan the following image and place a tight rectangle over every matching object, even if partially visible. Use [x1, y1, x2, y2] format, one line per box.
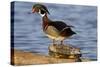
[32, 4, 50, 14]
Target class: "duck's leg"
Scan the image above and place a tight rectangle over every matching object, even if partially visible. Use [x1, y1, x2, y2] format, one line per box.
[61, 40, 63, 45]
[53, 39, 55, 45]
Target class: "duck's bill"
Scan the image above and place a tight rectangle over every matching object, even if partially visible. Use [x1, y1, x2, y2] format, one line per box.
[32, 8, 35, 13]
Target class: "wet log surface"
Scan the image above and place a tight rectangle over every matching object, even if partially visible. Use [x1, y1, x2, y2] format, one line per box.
[11, 44, 90, 65]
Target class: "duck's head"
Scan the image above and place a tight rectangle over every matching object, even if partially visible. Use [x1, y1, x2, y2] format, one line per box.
[32, 4, 50, 17]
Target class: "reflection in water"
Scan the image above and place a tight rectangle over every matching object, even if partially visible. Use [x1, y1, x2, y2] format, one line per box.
[11, 1, 97, 60]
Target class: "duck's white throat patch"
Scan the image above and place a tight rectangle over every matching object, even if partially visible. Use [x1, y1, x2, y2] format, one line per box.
[40, 13, 45, 17]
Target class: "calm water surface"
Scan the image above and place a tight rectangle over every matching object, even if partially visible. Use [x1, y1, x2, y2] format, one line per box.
[11, 1, 97, 60]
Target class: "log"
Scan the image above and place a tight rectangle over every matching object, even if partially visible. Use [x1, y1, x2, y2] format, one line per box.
[11, 48, 90, 65]
[11, 49, 79, 65]
[48, 44, 81, 59]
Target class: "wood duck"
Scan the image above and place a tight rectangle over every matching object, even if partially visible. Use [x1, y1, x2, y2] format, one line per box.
[32, 4, 76, 45]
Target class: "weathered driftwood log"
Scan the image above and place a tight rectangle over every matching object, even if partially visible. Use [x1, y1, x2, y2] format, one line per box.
[48, 44, 81, 59]
[11, 49, 79, 65]
[11, 49, 91, 65]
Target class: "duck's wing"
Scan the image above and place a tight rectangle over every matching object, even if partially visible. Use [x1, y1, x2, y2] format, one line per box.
[49, 21, 73, 32]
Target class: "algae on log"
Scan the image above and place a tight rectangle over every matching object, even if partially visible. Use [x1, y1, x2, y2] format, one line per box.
[48, 44, 81, 59]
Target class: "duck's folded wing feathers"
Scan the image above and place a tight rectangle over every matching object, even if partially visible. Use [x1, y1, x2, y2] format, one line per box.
[49, 21, 73, 32]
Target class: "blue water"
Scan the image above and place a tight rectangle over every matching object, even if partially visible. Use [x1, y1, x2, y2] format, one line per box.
[11, 1, 97, 60]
